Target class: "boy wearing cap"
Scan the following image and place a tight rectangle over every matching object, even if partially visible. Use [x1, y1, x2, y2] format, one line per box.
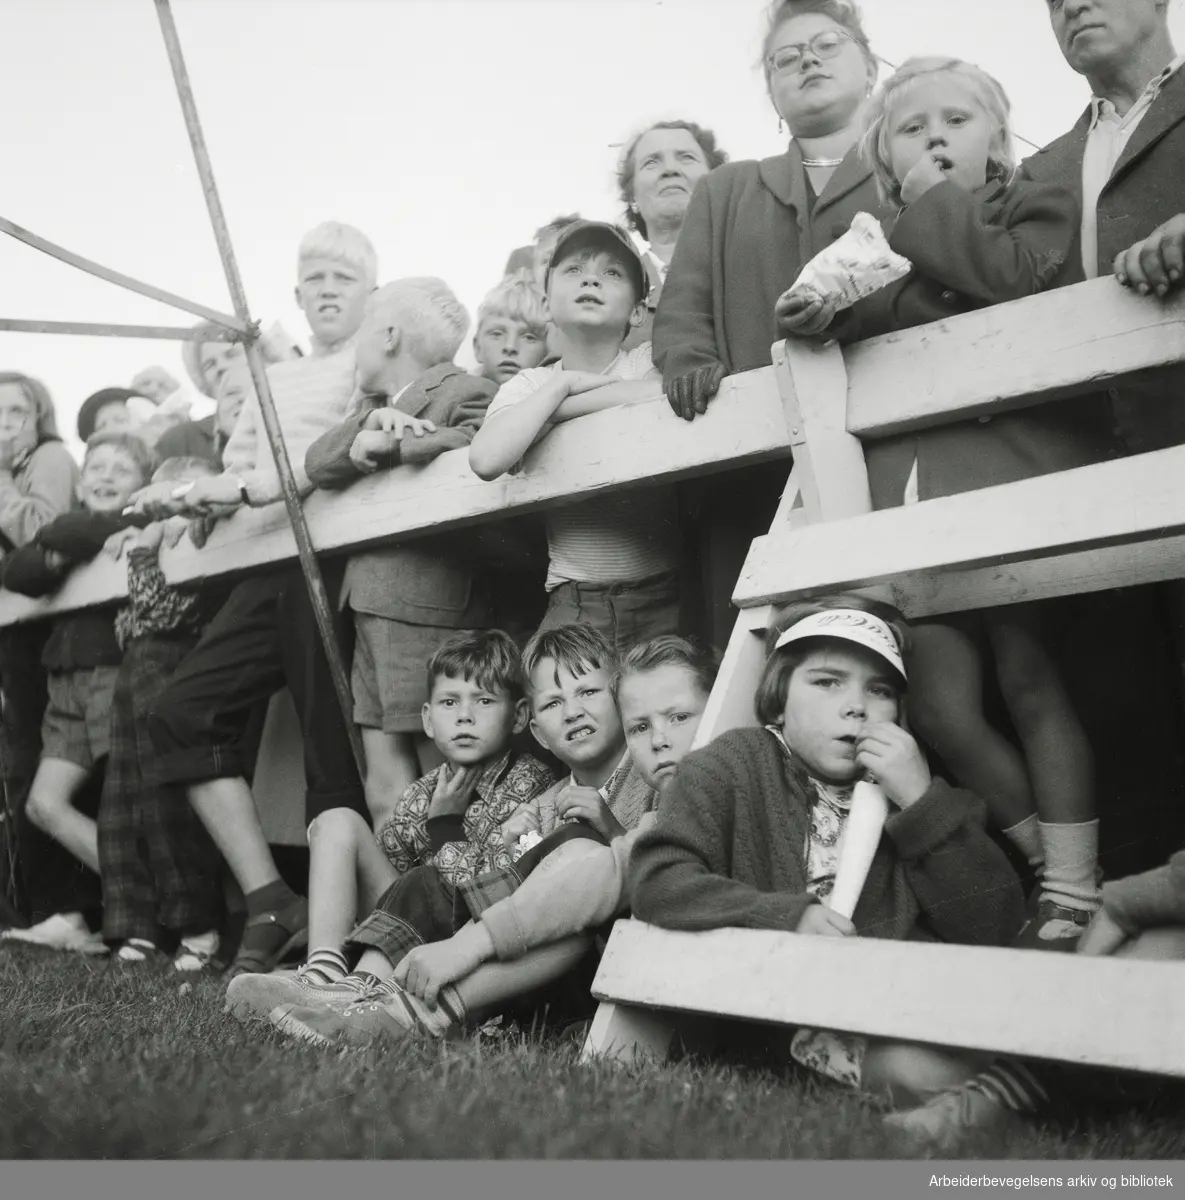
[630, 594, 1027, 1106]
[469, 221, 680, 650]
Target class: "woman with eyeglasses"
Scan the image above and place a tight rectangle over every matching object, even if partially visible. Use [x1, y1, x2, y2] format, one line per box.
[654, 0, 894, 649]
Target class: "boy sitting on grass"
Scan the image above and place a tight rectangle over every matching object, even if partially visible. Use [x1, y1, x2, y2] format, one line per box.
[304, 278, 500, 828]
[389, 635, 717, 1012]
[468, 221, 681, 650]
[471, 272, 551, 387]
[0, 431, 155, 954]
[268, 622, 654, 1048]
[225, 629, 554, 1023]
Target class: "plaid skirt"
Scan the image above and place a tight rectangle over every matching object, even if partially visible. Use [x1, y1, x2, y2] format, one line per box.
[97, 635, 224, 943]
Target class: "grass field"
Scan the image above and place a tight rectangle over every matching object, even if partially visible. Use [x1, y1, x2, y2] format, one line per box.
[3, 946, 1184, 1160]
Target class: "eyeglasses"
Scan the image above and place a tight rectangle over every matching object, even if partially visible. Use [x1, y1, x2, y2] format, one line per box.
[766, 30, 855, 75]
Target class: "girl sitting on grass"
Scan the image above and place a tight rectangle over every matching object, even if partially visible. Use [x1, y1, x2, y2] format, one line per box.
[629, 595, 1029, 1112]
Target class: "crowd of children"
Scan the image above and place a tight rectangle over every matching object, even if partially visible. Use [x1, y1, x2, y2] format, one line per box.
[1, 0, 1184, 1156]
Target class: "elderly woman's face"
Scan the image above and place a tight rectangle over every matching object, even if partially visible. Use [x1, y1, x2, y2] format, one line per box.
[767, 12, 872, 137]
[629, 127, 711, 233]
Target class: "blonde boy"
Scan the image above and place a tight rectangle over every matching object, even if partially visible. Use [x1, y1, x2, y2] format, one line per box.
[472, 273, 551, 386]
[137, 222, 378, 979]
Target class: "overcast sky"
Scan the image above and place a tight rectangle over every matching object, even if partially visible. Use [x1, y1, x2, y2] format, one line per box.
[3, 0, 1183, 450]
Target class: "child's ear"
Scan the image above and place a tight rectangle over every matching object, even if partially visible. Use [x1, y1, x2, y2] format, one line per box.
[420, 702, 435, 741]
[512, 698, 530, 736]
[385, 326, 403, 358]
[627, 302, 645, 330]
[528, 716, 548, 752]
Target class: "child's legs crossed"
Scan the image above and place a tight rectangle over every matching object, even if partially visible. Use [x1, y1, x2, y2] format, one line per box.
[987, 604, 1094, 825]
[908, 618, 1035, 830]
[306, 806, 398, 950]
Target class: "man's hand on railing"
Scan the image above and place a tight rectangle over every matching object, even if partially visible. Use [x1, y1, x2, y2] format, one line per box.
[665, 362, 726, 422]
[1114, 215, 1185, 298]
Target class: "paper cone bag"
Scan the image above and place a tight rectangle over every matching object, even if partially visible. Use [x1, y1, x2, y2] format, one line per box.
[828, 780, 890, 919]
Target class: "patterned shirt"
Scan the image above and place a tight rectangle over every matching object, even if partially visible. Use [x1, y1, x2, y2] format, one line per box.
[114, 545, 211, 647]
[377, 750, 555, 890]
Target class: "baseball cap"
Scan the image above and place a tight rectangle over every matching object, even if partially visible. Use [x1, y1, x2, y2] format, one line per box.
[774, 608, 907, 683]
[546, 220, 649, 304]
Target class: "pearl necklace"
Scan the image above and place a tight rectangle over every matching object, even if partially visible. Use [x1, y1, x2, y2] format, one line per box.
[801, 156, 844, 167]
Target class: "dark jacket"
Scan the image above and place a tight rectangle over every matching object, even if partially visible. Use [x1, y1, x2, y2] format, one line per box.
[629, 726, 1024, 947]
[1018, 64, 1185, 455]
[2, 510, 143, 671]
[839, 178, 1117, 508]
[305, 362, 497, 627]
[653, 144, 896, 383]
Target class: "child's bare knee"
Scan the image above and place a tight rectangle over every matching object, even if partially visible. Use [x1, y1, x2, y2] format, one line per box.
[307, 806, 370, 848]
[25, 790, 55, 831]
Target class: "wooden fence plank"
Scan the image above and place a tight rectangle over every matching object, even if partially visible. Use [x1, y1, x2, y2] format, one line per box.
[160, 369, 793, 587]
[734, 444, 1185, 609]
[588, 921, 1185, 1076]
[845, 277, 1185, 438]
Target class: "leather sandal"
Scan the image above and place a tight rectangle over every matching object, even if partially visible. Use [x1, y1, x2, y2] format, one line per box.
[229, 897, 309, 978]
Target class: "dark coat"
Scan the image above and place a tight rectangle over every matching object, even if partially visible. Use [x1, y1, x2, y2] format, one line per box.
[653, 143, 896, 383]
[629, 726, 1024, 946]
[1019, 64, 1185, 454]
[840, 178, 1118, 507]
[305, 363, 497, 627]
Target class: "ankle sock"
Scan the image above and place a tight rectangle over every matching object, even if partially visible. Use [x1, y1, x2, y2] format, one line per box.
[1002, 814, 1044, 868]
[244, 879, 301, 920]
[1038, 819, 1102, 911]
[117, 938, 158, 963]
[968, 1059, 1049, 1115]
[374, 976, 465, 1037]
[302, 946, 349, 985]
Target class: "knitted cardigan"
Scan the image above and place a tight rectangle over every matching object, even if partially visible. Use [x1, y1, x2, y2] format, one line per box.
[629, 726, 1024, 946]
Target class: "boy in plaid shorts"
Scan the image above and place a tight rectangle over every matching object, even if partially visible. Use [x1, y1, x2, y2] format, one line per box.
[97, 456, 230, 969]
[0, 431, 154, 955]
[225, 628, 554, 1024]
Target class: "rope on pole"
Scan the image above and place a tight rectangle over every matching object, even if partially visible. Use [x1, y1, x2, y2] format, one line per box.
[0, 318, 238, 341]
[0, 217, 246, 333]
[153, 0, 366, 782]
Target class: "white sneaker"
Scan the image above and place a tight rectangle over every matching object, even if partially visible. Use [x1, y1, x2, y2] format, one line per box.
[174, 930, 220, 973]
[0, 912, 108, 955]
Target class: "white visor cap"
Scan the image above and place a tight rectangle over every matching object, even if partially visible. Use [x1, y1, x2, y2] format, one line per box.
[773, 609, 906, 683]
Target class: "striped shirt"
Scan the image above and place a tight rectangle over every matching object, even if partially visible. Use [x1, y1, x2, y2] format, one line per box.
[484, 344, 679, 589]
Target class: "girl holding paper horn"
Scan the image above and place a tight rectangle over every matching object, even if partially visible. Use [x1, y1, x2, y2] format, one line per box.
[629, 595, 1031, 1109]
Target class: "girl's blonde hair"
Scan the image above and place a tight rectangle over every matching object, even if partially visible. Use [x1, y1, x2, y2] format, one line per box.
[860, 56, 1016, 205]
[475, 271, 549, 338]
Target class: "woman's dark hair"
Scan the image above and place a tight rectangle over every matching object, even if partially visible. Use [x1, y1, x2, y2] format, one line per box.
[617, 120, 729, 239]
[754, 593, 909, 726]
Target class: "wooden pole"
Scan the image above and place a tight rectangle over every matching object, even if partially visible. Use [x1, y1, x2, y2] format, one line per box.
[0, 318, 236, 341]
[0, 217, 245, 333]
[153, 0, 366, 780]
